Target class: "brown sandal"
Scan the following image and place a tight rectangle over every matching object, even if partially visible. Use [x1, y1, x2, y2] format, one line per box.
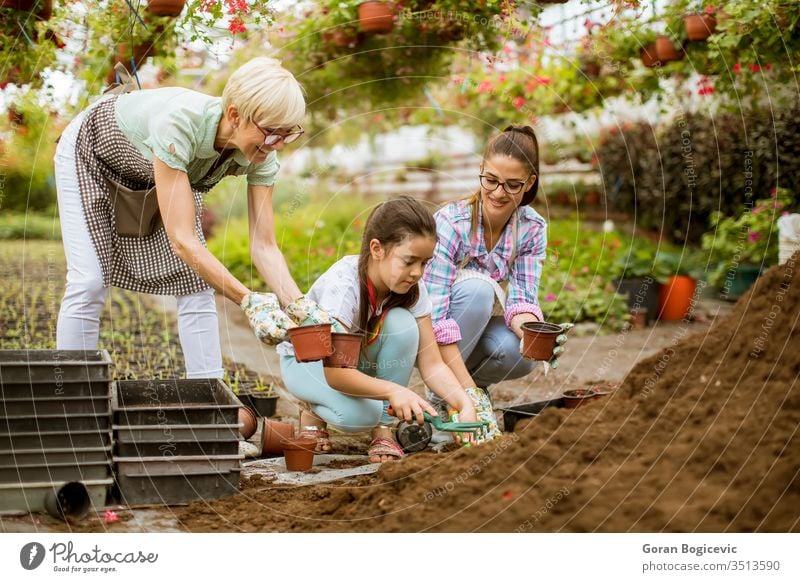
[368, 437, 405, 463]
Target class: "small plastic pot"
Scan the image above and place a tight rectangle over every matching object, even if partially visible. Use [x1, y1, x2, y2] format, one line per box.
[282, 438, 316, 472]
[288, 323, 334, 363]
[262, 419, 295, 455]
[238, 407, 257, 440]
[521, 322, 564, 361]
[323, 333, 363, 368]
[562, 389, 596, 409]
[44, 482, 91, 521]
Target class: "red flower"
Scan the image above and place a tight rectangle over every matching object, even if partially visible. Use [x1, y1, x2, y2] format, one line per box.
[478, 80, 494, 93]
[733, 62, 741, 74]
[748, 63, 761, 73]
[765, 63, 773, 71]
[513, 97, 525, 109]
[229, 17, 246, 34]
[705, 5, 715, 14]
[748, 231, 761, 243]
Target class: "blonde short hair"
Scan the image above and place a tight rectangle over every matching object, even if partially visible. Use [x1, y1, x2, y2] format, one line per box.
[222, 57, 305, 129]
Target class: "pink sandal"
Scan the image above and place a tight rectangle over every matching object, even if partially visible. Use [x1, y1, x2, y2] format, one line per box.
[298, 426, 332, 454]
[368, 437, 405, 463]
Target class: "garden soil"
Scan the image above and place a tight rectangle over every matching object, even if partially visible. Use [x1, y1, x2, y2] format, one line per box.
[173, 253, 799, 532]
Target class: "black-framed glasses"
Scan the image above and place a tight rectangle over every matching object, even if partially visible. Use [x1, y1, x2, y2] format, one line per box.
[479, 172, 534, 195]
[254, 123, 304, 145]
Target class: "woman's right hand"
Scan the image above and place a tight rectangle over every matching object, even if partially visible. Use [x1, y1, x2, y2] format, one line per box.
[388, 387, 438, 425]
[240, 292, 296, 345]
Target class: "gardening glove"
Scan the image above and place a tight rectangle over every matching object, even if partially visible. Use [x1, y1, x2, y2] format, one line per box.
[464, 386, 502, 443]
[240, 292, 296, 345]
[285, 295, 334, 327]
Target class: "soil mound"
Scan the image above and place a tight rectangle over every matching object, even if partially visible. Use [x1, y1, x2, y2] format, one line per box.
[178, 254, 799, 532]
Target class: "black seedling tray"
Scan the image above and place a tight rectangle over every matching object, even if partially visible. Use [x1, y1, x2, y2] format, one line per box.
[0, 396, 111, 417]
[0, 413, 111, 433]
[497, 398, 564, 432]
[115, 469, 240, 506]
[113, 455, 242, 477]
[0, 461, 111, 484]
[0, 446, 112, 467]
[1, 380, 111, 400]
[113, 424, 239, 444]
[0, 350, 112, 384]
[0, 430, 111, 451]
[113, 380, 240, 426]
[115, 440, 239, 457]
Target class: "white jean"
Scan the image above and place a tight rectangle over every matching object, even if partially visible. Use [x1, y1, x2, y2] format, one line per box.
[54, 106, 223, 379]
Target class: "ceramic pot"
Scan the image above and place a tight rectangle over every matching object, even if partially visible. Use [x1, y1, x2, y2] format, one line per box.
[238, 406, 257, 440]
[147, 0, 185, 17]
[655, 36, 683, 63]
[684, 13, 717, 41]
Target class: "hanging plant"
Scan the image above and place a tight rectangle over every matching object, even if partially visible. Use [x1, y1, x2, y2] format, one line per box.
[147, 0, 185, 17]
[683, 10, 716, 42]
[357, 1, 395, 34]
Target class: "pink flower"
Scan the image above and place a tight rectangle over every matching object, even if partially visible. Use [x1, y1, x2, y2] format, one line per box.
[103, 510, 119, 524]
[774, 201, 783, 208]
[752, 206, 762, 214]
[512, 97, 525, 109]
[545, 294, 557, 301]
[536, 75, 551, 85]
[705, 5, 715, 14]
[770, 187, 778, 196]
[478, 80, 494, 93]
[748, 232, 761, 242]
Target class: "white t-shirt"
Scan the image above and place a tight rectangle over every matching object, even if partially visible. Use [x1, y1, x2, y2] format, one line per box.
[276, 255, 433, 357]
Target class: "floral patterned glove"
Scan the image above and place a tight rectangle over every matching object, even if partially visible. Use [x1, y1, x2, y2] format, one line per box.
[240, 292, 296, 345]
[464, 386, 502, 443]
[285, 296, 334, 327]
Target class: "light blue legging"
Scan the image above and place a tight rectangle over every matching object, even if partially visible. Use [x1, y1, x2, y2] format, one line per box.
[448, 278, 537, 389]
[280, 308, 419, 433]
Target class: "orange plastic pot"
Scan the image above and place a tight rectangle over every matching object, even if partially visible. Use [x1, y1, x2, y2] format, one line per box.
[288, 323, 333, 362]
[323, 333, 363, 368]
[147, 0, 185, 17]
[521, 322, 563, 361]
[357, 1, 394, 34]
[262, 419, 294, 455]
[657, 275, 697, 321]
[238, 406, 257, 440]
[655, 36, 683, 63]
[282, 438, 316, 472]
[683, 13, 717, 41]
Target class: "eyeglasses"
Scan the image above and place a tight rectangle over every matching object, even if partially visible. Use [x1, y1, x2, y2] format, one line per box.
[254, 123, 304, 145]
[479, 172, 534, 195]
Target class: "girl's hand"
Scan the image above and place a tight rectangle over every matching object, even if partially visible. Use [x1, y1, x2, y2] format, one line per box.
[388, 388, 438, 425]
[452, 400, 477, 445]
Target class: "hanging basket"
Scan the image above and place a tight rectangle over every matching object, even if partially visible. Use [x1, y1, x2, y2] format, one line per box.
[683, 13, 717, 42]
[654, 35, 683, 63]
[147, 0, 185, 17]
[640, 43, 659, 68]
[357, 1, 395, 34]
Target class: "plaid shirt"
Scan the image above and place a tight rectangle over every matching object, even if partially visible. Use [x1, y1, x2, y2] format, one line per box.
[423, 200, 547, 344]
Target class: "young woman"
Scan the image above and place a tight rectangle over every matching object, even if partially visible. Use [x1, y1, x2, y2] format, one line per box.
[423, 125, 572, 408]
[278, 197, 492, 463]
[55, 57, 316, 379]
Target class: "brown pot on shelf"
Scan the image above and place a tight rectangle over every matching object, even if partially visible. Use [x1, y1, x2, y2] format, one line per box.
[640, 42, 659, 67]
[562, 389, 595, 409]
[655, 36, 683, 63]
[147, 0, 185, 17]
[261, 419, 295, 455]
[288, 323, 333, 362]
[520, 322, 563, 361]
[238, 407, 257, 440]
[357, 1, 395, 34]
[323, 333, 363, 368]
[683, 13, 717, 41]
[282, 438, 316, 471]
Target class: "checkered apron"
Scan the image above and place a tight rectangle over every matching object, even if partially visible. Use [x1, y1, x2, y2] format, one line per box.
[73, 95, 215, 296]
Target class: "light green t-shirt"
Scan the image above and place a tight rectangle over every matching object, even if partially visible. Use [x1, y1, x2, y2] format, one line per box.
[114, 87, 280, 189]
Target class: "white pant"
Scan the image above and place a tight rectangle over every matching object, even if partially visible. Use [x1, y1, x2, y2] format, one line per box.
[54, 106, 223, 379]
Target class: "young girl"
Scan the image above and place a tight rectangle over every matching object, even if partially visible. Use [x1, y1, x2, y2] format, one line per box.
[278, 197, 487, 463]
[423, 125, 572, 408]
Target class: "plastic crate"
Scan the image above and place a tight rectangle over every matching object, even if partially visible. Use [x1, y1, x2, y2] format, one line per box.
[0, 350, 112, 385]
[0, 396, 111, 417]
[113, 423, 239, 444]
[0, 413, 111, 433]
[114, 455, 242, 477]
[116, 440, 239, 458]
[0, 461, 112, 484]
[113, 379, 240, 426]
[0, 478, 112, 514]
[1, 380, 111, 400]
[115, 469, 240, 506]
[0, 446, 112, 467]
[0, 430, 111, 451]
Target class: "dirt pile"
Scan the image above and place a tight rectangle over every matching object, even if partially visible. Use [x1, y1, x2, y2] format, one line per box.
[178, 255, 799, 532]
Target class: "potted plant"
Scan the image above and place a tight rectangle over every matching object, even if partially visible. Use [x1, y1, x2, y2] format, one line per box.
[610, 239, 670, 324]
[701, 189, 792, 300]
[357, 1, 395, 34]
[684, 7, 717, 42]
[654, 250, 704, 321]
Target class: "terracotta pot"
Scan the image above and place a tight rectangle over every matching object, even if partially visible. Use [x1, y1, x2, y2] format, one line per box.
[238, 406, 257, 440]
[358, 1, 395, 34]
[282, 438, 316, 471]
[655, 36, 683, 63]
[147, 0, 185, 17]
[640, 42, 659, 68]
[683, 13, 717, 41]
[0, 1, 36, 10]
[521, 321, 563, 361]
[630, 307, 648, 329]
[288, 323, 333, 362]
[562, 389, 595, 409]
[262, 419, 295, 455]
[323, 333, 363, 368]
[657, 275, 697, 321]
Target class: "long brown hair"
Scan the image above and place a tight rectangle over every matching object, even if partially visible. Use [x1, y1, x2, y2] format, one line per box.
[356, 196, 437, 346]
[465, 124, 540, 241]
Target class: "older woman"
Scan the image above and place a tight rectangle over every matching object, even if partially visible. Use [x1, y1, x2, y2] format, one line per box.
[54, 57, 320, 378]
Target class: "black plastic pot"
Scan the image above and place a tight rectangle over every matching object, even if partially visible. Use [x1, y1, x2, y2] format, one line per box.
[237, 391, 278, 418]
[497, 398, 564, 432]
